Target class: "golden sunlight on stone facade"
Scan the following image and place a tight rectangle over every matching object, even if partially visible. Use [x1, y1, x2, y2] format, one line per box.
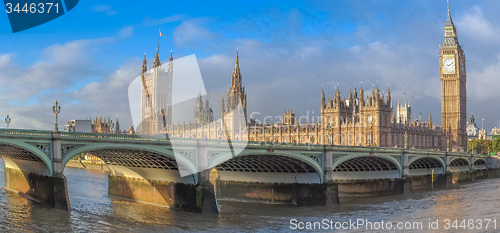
[248, 85, 444, 150]
[141, 7, 465, 152]
[440, 6, 467, 151]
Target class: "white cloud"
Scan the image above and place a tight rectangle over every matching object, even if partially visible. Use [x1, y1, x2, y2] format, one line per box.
[468, 54, 500, 101]
[143, 15, 185, 26]
[0, 29, 138, 130]
[118, 26, 134, 39]
[457, 6, 500, 44]
[173, 19, 219, 48]
[93, 5, 118, 16]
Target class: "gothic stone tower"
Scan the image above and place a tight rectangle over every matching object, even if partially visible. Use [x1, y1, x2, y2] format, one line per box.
[140, 49, 174, 135]
[440, 5, 467, 150]
[222, 48, 247, 140]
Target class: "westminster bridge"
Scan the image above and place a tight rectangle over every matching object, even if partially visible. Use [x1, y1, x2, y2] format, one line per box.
[0, 128, 497, 214]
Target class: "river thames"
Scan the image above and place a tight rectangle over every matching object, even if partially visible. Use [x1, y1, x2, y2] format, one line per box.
[0, 159, 498, 232]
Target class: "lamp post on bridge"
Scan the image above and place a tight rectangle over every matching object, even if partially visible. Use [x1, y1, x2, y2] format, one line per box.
[404, 131, 408, 149]
[5, 115, 11, 129]
[53, 100, 61, 133]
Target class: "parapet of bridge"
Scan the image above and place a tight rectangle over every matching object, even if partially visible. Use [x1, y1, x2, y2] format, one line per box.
[0, 128, 498, 214]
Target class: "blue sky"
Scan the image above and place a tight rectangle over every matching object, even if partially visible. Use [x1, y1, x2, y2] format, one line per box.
[0, 0, 500, 131]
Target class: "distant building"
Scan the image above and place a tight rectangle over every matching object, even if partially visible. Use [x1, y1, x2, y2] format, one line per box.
[250, 84, 444, 150]
[466, 114, 479, 140]
[140, 48, 173, 135]
[194, 92, 213, 125]
[64, 120, 91, 132]
[396, 102, 411, 124]
[439, 5, 467, 151]
[140, 5, 467, 152]
[491, 127, 500, 139]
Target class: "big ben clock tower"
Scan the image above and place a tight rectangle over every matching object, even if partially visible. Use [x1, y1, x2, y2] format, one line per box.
[440, 3, 467, 151]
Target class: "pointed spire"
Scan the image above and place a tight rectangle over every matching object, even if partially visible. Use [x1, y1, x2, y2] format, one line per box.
[230, 47, 242, 93]
[386, 83, 391, 105]
[221, 96, 225, 113]
[153, 48, 161, 68]
[443, 0, 458, 45]
[142, 52, 150, 98]
[445, 1, 454, 29]
[169, 50, 173, 62]
[235, 47, 239, 69]
[197, 91, 202, 109]
[321, 86, 325, 110]
[428, 112, 433, 129]
[142, 53, 147, 73]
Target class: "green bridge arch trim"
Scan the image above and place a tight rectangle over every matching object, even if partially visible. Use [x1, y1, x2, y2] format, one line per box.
[207, 150, 324, 183]
[472, 157, 486, 164]
[408, 155, 446, 168]
[449, 157, 471, 166]
[61, 143, 198, 175]
[0, 139, 53, 175]
[331, 154, 403, 174]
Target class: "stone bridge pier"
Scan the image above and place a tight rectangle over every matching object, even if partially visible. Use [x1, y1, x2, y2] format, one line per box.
[2, 133, 70, 210]
[0, 128, 496, 214]
[1, 132, 218, 213]
[73, 140, 218, 214]
[210, 145, 339, 207]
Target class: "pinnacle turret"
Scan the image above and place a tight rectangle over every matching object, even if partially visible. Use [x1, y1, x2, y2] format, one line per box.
[142, 53, 147, 73]
[153, 48, 161, 68]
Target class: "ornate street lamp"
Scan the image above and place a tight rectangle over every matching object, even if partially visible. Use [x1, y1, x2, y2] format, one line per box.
[5, 115, 11, 129]
[404, 131, 408, 149]
[53, 100, 61, 132]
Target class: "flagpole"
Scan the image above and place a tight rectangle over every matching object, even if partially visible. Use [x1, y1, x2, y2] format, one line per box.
[158, 29, 161, 52]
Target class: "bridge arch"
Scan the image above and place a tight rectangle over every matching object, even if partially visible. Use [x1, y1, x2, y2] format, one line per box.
[408, 156, 445, 176]
[61, 144, 198, 180]
[0, 139, 52, 175]
[448, 157, 470, 172]
[208, 150, 323, 183]
[331, 154, 402, 180]
[472, 158, 487, 170]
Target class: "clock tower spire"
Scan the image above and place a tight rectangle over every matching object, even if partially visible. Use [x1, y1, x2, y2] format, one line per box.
[440, 1, 467, 151]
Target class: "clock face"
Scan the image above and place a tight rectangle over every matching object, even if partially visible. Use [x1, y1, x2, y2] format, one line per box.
[443, 57, 455, 73]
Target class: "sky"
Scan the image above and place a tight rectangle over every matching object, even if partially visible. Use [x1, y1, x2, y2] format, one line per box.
[0, 0, 499, 132]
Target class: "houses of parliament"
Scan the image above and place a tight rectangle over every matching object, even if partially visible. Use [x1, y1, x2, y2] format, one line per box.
[140, 6, 467, 152]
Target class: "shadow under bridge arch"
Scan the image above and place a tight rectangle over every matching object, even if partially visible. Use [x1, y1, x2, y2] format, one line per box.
[408, 156, 445, 176]
[62, 144, 198, 184]
[331, 155, 402, 180]
[210, 151, 323, 184]
[449, 157, 470, 173]
[0, 140, 52, 175]
[473, 158, 487, 170]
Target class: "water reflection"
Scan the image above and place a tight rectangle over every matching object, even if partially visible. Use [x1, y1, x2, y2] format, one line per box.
[0, 157, 499, 232]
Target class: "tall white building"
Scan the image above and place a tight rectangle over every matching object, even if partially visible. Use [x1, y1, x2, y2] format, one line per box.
[140, 49, 173, 135]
